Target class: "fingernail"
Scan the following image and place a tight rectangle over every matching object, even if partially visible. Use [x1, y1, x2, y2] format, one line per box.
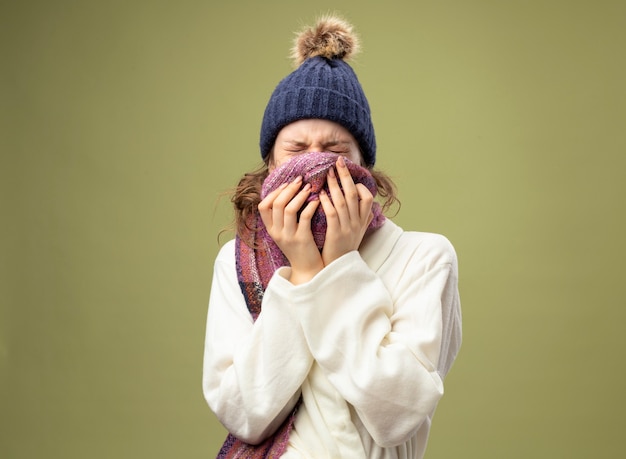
[328, 168, 335, 178]
[337, 156, 346, 167]
[303, 183, 311, 191]
[293, 175, 302, 183]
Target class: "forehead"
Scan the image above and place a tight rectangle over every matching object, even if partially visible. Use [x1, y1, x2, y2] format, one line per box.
[277, 119, 356, 143]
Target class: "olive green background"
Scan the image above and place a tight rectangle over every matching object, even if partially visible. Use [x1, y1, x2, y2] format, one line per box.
[2, 0, 625, 458]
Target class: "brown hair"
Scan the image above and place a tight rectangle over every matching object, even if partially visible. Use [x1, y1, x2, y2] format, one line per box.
[226, 160, 400, 244]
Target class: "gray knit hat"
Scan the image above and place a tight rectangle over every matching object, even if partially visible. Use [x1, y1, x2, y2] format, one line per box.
[260, 16, 376, 166]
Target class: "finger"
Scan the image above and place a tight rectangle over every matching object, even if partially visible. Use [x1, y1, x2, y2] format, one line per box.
[326, 166, 350, 226]
[334, 156, 361, 220]
[297, 198, 320, 227]
[259, 182, 289, 210]
[318, 189, 339, 231]
[270, 176, 303, 228]
[282, 183, 312, 229]
[271, 176, 303, 209]
[258, 182, 289, 228]
[355, 183, 374, 224]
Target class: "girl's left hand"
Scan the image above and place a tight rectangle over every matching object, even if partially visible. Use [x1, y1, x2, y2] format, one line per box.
[319, 156, 374, 266]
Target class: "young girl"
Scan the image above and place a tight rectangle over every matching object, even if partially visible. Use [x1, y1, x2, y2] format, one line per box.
[203, 16, 462, 459]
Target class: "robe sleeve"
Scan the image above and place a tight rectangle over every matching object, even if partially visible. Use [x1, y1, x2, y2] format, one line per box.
[202, 240, 314, 444]
[269, 232, 462, 447]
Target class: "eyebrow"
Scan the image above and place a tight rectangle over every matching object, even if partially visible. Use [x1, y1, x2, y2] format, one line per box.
[284, 140, 352, 147]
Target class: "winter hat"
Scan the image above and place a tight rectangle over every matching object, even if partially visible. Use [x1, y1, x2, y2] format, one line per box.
[260, 16, 377, 166]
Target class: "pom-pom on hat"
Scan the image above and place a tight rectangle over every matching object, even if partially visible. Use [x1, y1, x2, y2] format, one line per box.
[260, 16, 377, 166]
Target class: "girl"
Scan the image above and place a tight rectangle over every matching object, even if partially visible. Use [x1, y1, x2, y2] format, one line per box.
[203, 16, 462, 459]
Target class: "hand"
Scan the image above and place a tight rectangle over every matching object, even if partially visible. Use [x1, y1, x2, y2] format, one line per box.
[258, 176, 324, 284]
[319, 156, 374, 266]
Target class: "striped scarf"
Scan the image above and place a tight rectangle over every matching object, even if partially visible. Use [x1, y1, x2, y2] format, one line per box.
[217, 152, 385, 458]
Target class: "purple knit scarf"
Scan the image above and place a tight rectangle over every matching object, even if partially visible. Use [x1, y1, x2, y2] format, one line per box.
[217, 152, 385, 458]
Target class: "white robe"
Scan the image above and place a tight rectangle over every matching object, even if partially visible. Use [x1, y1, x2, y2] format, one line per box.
[203, 219, 462, 458]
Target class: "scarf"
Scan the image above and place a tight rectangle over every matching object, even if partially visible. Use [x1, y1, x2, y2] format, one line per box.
[216, 152, 385, 458]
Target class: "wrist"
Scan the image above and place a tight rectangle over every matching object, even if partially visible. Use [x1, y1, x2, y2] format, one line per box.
[288, 263, 323, 285]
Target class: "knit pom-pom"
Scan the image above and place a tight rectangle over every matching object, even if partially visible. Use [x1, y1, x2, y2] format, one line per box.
[291, 15, 360, 66]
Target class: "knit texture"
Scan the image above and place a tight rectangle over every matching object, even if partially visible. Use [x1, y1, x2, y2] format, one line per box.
[262, 152, 384, 250]
[260, 56, 376, 166]
[216, 152, 385, 458]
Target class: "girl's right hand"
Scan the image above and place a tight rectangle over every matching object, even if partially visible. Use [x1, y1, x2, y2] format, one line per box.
[258, 176, 324, 285]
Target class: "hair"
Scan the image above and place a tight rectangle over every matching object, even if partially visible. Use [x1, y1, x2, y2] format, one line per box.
[226, 158, 400, 246]
[226, 15, 398, 245]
